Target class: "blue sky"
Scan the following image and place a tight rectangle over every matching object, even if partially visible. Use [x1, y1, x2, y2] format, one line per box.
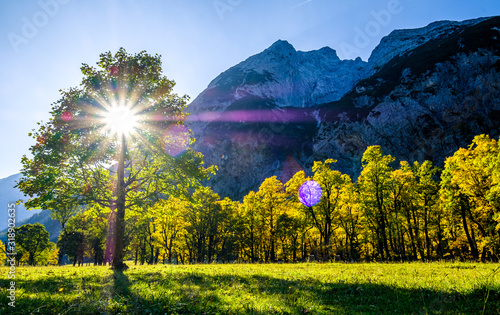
[1, 0, 499, 179]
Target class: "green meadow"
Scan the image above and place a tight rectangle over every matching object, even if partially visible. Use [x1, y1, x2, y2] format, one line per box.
[1, 262, 499, 314]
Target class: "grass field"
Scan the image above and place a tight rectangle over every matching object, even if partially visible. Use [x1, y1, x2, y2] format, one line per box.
[0, 262, 499, 314]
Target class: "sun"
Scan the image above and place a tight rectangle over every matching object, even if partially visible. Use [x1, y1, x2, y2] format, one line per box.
[103, 106, 138, 135]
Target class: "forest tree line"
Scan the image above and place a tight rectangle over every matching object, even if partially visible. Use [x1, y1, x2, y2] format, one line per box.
[4, 133, 500, 265]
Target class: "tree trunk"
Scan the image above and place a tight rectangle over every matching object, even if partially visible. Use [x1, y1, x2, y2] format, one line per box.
[411, 207, 424, 260]
[270, 210, 276, 262]
[424, 211, 431, 261]
[405, 210, 417, 260]
[58, 227, 66, 265]
[167, 241, 173, 264]
[148, 243, 155, 264]
[376, 188, 390, 260]
[208, 235, 213, 263]
[154, 248, 160, 264]
[436, 215, 445, 259]
[460, 197, 479, 259]
[250, 230, 255, 263]
[112, 134, 127, 270]
[380, 212, 390, 260]
[292, 235, 298, 262]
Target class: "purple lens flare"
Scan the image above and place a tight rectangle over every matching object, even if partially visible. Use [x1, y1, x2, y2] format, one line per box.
[299, 180, 322, 207]
[162, 124, 189, 157]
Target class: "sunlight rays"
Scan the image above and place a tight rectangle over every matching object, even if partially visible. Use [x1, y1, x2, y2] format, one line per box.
[54, 64, 191, 167]
[103, 105, 139, 136]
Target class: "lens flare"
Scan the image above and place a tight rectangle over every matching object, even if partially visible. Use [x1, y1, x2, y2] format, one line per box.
[299, 180, 322, 207]
[280, 155, 304, 184]
[162, 124, 189, 157]
[61, 111, 72, 122]
[109, 65, 119, 76]
[104, 106, 138, 135]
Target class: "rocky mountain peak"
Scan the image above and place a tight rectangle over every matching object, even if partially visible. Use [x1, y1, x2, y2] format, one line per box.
[368, 16, 490, 68]
[317, 46, 339, 58]
[188, 40, 368, 121]
[186, 16, 500, 200]
[265, 39, 296, 57]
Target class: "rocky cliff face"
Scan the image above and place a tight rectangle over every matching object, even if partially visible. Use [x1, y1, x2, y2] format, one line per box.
[186, 16, 500, 200]
[368, 17, 488, 68]
[187, 40, 368, 135]
[314, 50, 500, 177]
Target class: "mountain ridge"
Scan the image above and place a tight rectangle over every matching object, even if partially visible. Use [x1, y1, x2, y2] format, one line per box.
[368, 16, 490, 68]
[0, 173, 41, 230]
[2, 16, 499, 208]
[186, 16, 500, 200]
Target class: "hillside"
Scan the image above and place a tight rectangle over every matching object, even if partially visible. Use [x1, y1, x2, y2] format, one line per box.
[0, 173, 41, 230]
[0, 210, 61, 242]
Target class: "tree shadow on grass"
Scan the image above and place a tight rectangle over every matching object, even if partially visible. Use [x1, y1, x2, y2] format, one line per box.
[112, 270, 131, 297]
[155, 272, 499, 314]
[2, 268, 499, 314]
[244, 274, 500, 314]
[110, 269, 500, 314]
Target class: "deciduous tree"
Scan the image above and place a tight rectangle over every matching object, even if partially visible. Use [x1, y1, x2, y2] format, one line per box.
[17, 48, 213, 270]
[256, 176, 286, 262]
[15, 223, 51, 266]
[358, 146, 394, 260]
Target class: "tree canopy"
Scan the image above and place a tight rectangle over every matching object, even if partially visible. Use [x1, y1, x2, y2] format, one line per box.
[14, 223, 52, 266]
[17, 48, 214, 270]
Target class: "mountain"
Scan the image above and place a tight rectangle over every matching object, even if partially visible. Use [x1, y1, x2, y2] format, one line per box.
[186, 38, 369, 199]
[186, 16, 500, 200]
[0, 210, 61, 243]
[368, 17, 489, 68]
[187, 40, 368, 130]
[0, 173, 41, 230]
